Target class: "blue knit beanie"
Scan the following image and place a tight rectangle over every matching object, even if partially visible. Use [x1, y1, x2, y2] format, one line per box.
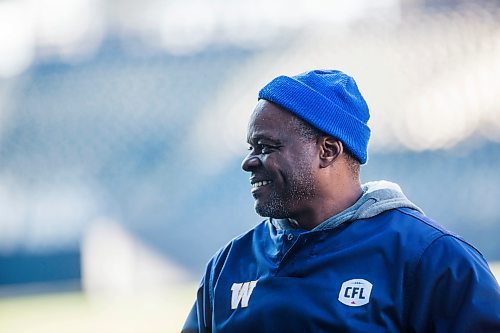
[258, 69, 371, 164]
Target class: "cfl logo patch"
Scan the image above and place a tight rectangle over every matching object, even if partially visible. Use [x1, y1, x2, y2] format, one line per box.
[231, 280, 258, 310]
[338, 279, 373, 307]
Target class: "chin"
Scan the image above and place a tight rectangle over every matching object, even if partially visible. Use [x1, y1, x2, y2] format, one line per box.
[254, 200, 288, 219]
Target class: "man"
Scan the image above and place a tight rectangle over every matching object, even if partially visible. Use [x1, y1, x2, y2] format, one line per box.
[182, 70, 500, 332]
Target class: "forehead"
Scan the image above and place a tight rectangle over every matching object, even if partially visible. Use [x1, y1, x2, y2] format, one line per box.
[247, 100, 299, 140]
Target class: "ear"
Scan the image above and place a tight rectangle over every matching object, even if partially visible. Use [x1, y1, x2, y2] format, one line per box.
[318, 136, 343, 168]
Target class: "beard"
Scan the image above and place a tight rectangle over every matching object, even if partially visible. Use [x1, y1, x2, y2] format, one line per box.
[254, 165, 316, 219]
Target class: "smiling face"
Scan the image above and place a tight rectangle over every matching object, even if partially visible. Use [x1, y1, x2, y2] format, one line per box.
[241, 100, 320, 221]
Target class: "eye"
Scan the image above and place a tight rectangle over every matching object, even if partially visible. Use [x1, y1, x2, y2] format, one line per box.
[260, 144, 272, 154]
[247, 142, 280, 155]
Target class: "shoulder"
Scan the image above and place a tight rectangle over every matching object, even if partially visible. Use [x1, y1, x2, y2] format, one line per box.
[354, 207, 490, 275]
[401, 211, 500, 331]
[363, 209, 500, 330]
[371, 207, 477, 253]
[393, 207, 462, 238]
[205, 220, 271, 274]
[394, 208, 485, 257]
[385, 209, 498, 305]
[222, 219, 272, 253]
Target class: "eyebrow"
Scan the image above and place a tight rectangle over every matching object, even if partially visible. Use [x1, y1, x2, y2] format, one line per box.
[247, 134, 282, 145]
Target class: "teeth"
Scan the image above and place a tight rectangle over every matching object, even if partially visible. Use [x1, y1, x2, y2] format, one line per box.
[252, 180, 272, 188]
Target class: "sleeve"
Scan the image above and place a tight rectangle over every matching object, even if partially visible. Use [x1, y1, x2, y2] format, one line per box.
[181, 302, 199, 333]
[181, 247, 226, 333]
[408, 235, 500, 332]
[181, 275, 212, 333]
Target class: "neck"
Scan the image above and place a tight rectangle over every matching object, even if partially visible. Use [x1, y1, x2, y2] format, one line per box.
[293, 178, 362, 230]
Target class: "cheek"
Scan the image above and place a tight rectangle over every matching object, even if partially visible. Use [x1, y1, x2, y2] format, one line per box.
[282, 158, 315, 186]
[290, 155, 319, 189]
[264, 146, 318, 178]
[261, 155, 282, 171]
[292, 148, 317, 172]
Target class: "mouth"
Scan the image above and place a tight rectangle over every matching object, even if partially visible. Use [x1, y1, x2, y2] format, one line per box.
[250, 175, 273, 199]
[251, 180, 272, 189]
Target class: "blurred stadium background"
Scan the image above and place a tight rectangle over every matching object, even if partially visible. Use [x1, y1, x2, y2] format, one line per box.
[0, 0, 499, 331]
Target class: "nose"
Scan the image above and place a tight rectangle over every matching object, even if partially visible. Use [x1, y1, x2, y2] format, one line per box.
[241, 153, 261, 172]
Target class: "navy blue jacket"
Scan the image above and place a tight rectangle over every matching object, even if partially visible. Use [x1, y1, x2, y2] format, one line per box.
[182, 184, 500, 332]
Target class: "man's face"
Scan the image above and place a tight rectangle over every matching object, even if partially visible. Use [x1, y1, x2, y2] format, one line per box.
[242, 100, 319, 220]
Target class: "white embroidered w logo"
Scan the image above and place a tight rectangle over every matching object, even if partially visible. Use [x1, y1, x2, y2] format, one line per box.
[230, 280, 258, 310]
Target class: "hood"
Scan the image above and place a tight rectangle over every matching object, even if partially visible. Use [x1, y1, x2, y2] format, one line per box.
[272, 180, 424, 231]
